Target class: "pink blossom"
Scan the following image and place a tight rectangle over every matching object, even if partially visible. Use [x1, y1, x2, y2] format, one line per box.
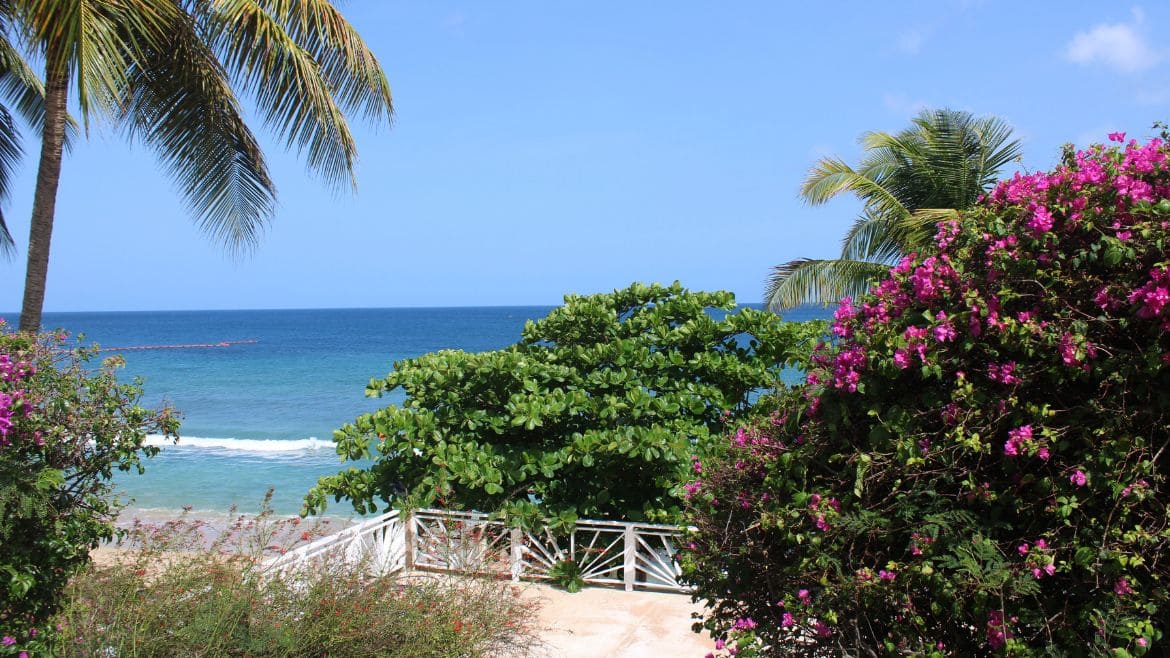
[1109, 131, 1126, 142]
[1114, 578, 1134, 596]
[987, 361, 1021, 385]
[933, 312, 957, 342]
[986, 611, 1011, 649]
[781, 612, 795, 627]
[1004, 425, 1033, 457]
[1070, 470, 1087, 487]
[732, 617, 757, 630]
[893, 349, 911, 369]
[1026, 205, 1055, 235]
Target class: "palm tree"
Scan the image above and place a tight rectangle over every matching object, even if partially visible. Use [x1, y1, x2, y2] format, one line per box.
[0, 11, 59, 260]
[11, 0, 393, 332]
[765, 109, 1021, 312]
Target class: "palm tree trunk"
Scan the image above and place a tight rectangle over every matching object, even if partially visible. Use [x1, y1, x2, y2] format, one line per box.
[18, 60, 70, 333]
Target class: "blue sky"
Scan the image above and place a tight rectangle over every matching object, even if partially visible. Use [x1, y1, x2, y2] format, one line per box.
[2, 2, 1169, 311]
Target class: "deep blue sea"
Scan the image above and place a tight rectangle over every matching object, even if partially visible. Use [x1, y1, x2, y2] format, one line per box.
[23, 305, 828, 517]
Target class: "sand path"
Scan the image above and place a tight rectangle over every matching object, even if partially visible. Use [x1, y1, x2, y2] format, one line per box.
[522, 583, 712, 658]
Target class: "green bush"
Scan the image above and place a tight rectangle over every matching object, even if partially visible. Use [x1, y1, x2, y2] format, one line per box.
[0, 326, 177, 656]
[683, 134, 1170, 656]
[55, 506, 539, 657]
[306, 282, 822, 525]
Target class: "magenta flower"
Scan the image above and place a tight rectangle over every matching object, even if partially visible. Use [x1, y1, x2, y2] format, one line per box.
[1109, 131, 1126, 142]
[1070, 470, 1087, 487]
[1114, 578, 1134, 595]
[781, 612, 795, 627]
[732, 617, 757, 630]
[1, 636, 14, 646]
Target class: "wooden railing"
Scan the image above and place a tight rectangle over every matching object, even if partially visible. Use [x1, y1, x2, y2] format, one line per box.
[265, 508, 689, 593]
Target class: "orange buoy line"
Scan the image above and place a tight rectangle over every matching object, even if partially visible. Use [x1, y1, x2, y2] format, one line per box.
[98, 339, 259, 352]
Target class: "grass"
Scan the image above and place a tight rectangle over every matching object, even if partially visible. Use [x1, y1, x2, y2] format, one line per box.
[54, 500, 541, 657]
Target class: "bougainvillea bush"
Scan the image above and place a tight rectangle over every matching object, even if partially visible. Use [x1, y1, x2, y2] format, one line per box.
[0, 326, 177, 656]
[683, 134, 1170, 657]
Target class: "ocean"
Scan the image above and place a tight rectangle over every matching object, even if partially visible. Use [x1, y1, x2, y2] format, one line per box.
[26, 305, 827, 518]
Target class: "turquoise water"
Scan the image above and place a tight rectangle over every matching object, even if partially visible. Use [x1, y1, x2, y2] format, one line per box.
[27, 305, 827, 516]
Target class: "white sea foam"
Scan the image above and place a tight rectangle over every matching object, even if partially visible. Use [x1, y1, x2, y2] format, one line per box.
[144, 435, 328, 452]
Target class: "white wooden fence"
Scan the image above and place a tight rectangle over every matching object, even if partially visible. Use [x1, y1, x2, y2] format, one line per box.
[265, 508, 689, 593]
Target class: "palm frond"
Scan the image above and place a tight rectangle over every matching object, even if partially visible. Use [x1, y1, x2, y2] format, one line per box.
[839, 211, 906, 264]
[18, 0, 167, 125]
[202, 0, 360, 190]
[801, 156, 910, 220]
[250, 0, 393, 124]
[765, 258, 893, 312]
[120, 9, 275, 253]
[0, 103, 20, 255]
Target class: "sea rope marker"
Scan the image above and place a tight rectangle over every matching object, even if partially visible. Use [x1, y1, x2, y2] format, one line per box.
[98, 339, 259, 352]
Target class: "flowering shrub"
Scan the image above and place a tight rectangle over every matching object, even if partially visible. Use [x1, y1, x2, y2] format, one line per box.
[0, 325, 177, 656]
[683, 134, 1170, 656]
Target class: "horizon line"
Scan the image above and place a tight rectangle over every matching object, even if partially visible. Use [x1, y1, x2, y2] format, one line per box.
[6, 301, 776, 315]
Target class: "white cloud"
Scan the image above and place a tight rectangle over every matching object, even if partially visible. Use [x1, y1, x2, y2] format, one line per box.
[1065, 12, 1159, 74]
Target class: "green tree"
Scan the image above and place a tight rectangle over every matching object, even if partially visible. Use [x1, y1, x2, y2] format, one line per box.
[11, 0, 393, 332]
[305, 282, 823, 525]
[765, 108, 1020, 311]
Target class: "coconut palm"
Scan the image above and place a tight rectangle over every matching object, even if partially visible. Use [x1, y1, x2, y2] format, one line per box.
[0, 14, 58, 260]
[765, 109, 1021, 311]
[12, 0, 393, 332]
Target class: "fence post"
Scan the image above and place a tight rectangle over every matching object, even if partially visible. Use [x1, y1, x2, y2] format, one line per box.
[623, 524, 636, 592]
[404, 511, 415, 571]
[510, 527, 524, 582]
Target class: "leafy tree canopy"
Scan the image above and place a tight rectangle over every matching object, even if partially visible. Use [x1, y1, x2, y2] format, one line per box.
[305, 282, 822, 526]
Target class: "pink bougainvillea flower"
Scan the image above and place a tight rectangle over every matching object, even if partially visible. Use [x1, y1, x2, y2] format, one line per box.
[1109, 131, 1126, 142]
[1114, 578, 1134, 595]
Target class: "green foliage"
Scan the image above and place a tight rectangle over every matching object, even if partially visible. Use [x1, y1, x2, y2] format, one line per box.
[686, 136, 1170, 655]
[306, 282, 822, 524]
[56, 507, 538, 657]
[546, 559, 585, 594]
[0, 325, 178, 654]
